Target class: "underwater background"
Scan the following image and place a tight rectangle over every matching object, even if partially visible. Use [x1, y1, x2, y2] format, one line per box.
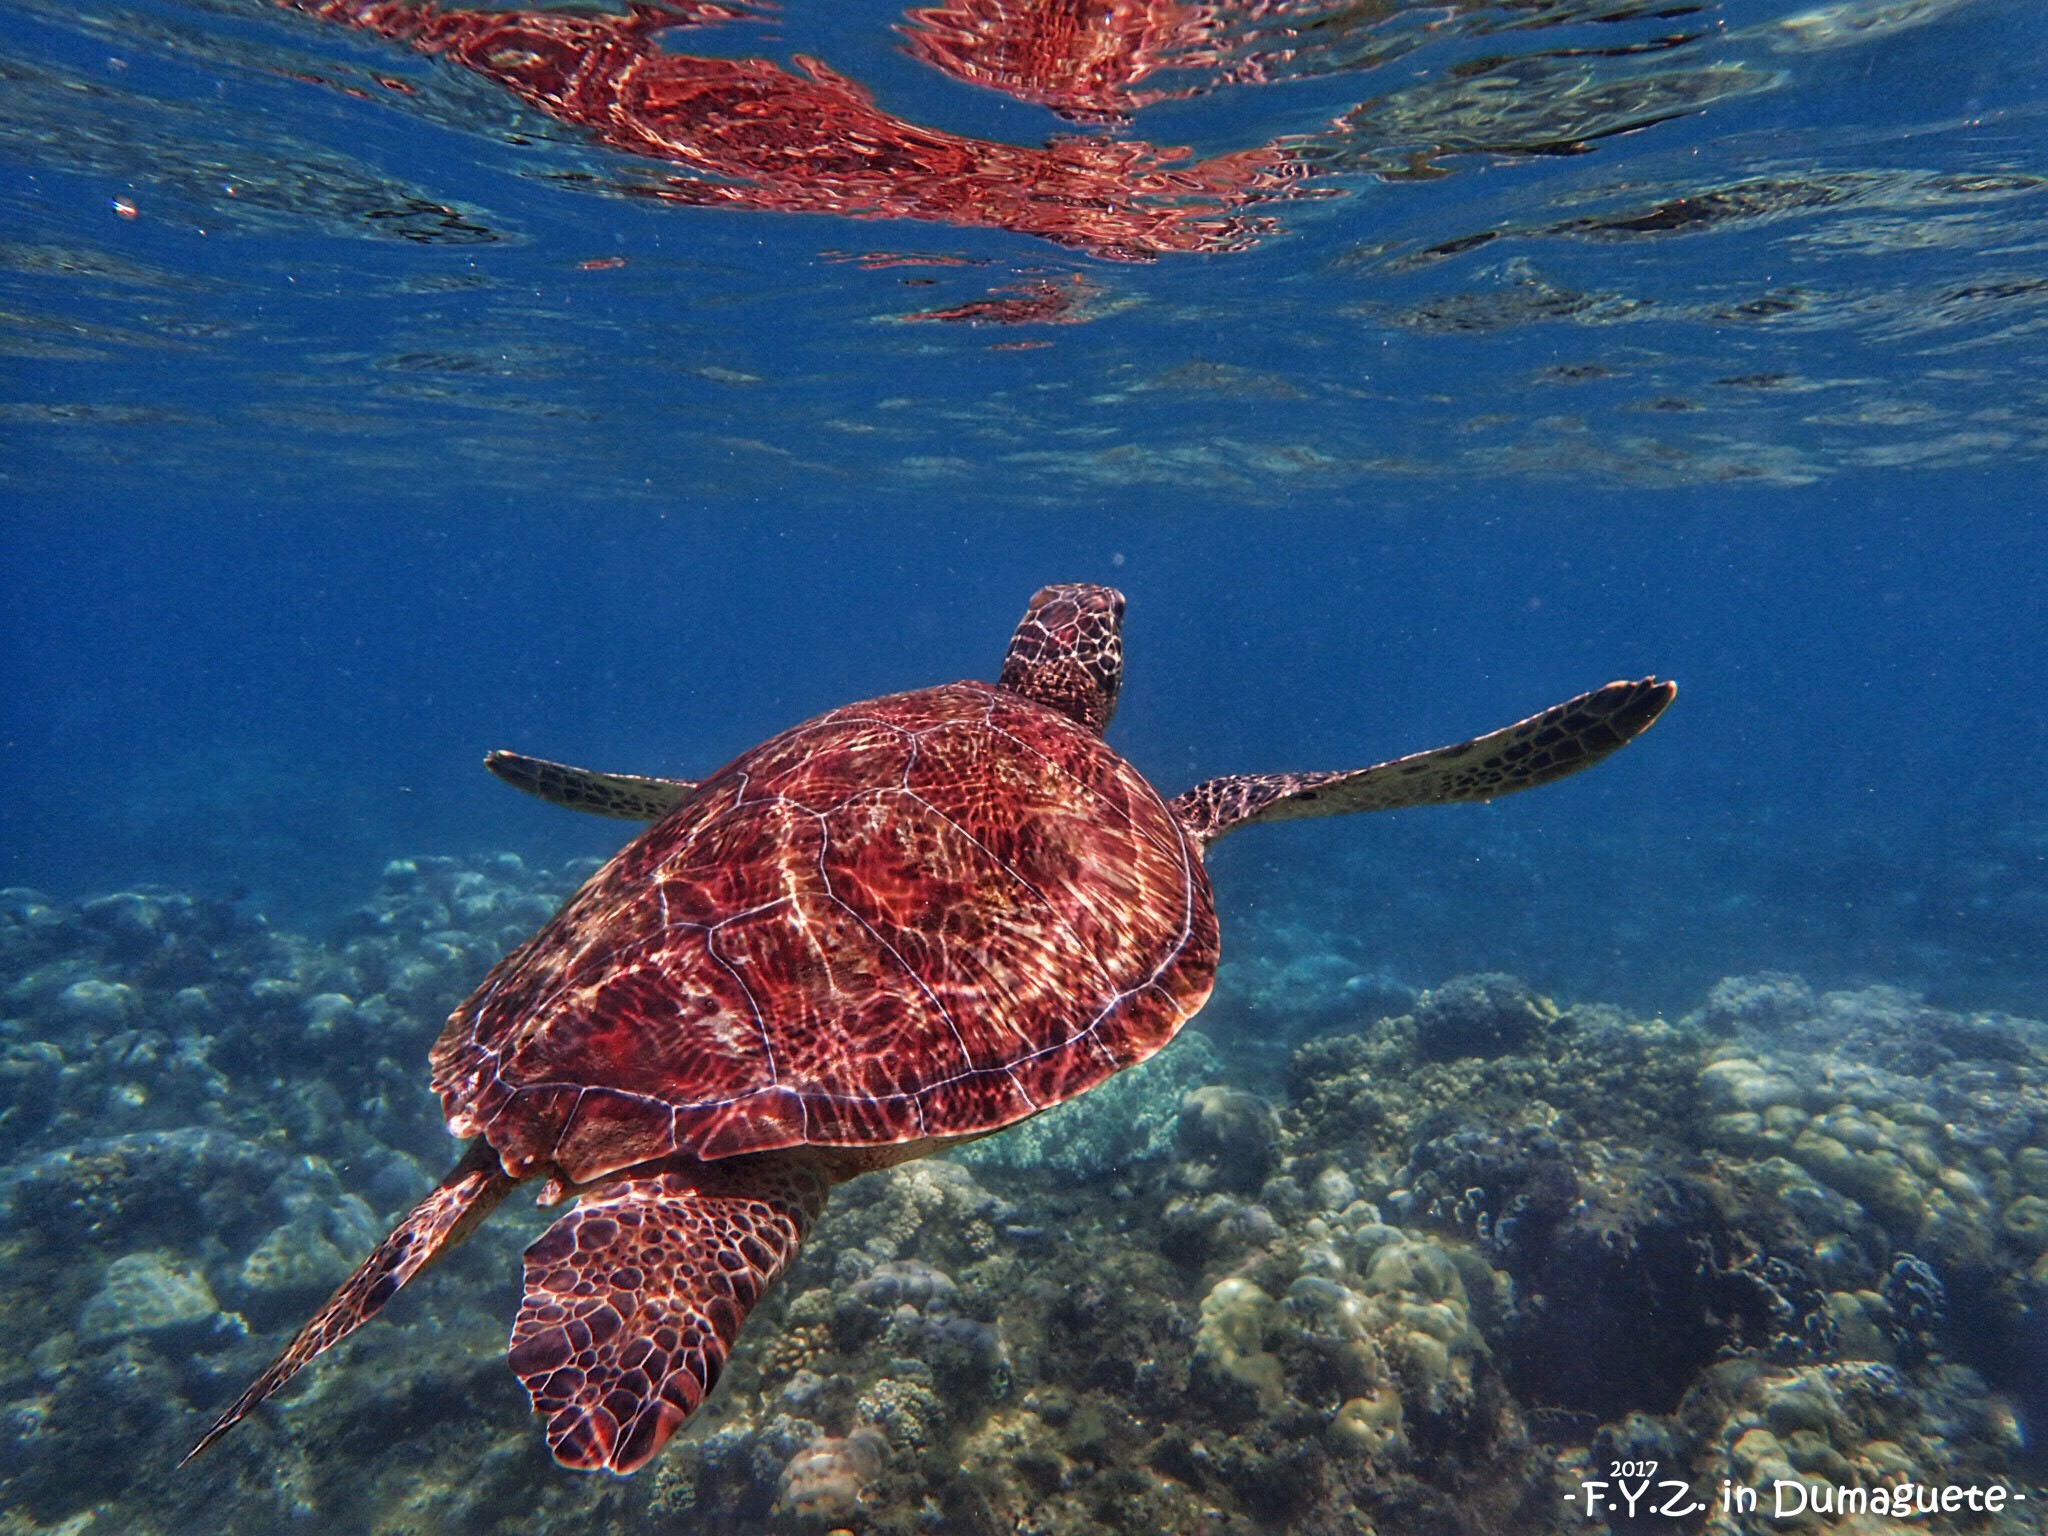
[3, 0, 2046, 1531]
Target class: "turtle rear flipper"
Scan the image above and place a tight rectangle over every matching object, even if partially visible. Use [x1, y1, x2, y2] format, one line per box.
[511, 1153, 826, 1474]
[486, 750, 700, 821]
[183, 1142, 514, 1464]
[1170, 677, 1675, 847]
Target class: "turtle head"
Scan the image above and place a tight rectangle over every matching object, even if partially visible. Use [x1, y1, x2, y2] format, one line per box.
[999, 583, 1126, 734]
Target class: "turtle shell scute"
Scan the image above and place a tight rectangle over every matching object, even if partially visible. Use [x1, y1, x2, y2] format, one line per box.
[431, 681, 1218, 1182]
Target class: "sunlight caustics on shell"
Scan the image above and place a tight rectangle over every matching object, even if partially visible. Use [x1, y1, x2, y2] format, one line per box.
[431, 681, 1219, 1182]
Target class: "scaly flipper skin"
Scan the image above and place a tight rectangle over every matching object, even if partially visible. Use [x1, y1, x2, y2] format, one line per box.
[485, 750, 700, 821]
[1170, 677, 1676, 847]
[509, 1153, 827, 1474]
[182, 1142, 515, 1464]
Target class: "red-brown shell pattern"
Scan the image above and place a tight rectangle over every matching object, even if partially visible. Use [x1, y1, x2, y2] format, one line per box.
[431, 681, 1219, 1182]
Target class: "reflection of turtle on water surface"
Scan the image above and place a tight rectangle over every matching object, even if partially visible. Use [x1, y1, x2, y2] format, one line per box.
[187, 584, 1674, 1475]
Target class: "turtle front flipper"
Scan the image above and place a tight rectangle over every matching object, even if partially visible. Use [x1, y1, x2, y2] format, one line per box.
[183, 1142, 515, 1464]
[486, 750, 700, 821]
[1170, 677, 1676, 847]
[511, 1152, 827, 1474]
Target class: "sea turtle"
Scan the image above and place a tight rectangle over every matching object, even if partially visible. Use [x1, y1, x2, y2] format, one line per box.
[187, 584, 1673, 1474]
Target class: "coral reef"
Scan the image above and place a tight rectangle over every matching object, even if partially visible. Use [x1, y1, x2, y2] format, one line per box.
[1411, 972, 1559, 1061]
[2, 864, 2044, 1536]
[954, 1030, 1226, 1179]
[1173, 1086, 1281, 1194]
[76, 1252, 220, 1344]
[775, 1424, 886, 1528]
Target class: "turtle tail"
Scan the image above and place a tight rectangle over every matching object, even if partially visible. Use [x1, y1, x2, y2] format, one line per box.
[182, 1141, 515, 1465]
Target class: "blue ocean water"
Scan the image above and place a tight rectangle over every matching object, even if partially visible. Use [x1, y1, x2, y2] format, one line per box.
[3, 0, 2045, 1531]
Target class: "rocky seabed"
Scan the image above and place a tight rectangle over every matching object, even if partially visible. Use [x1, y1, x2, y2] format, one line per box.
[2, 859, 2044, 1535]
